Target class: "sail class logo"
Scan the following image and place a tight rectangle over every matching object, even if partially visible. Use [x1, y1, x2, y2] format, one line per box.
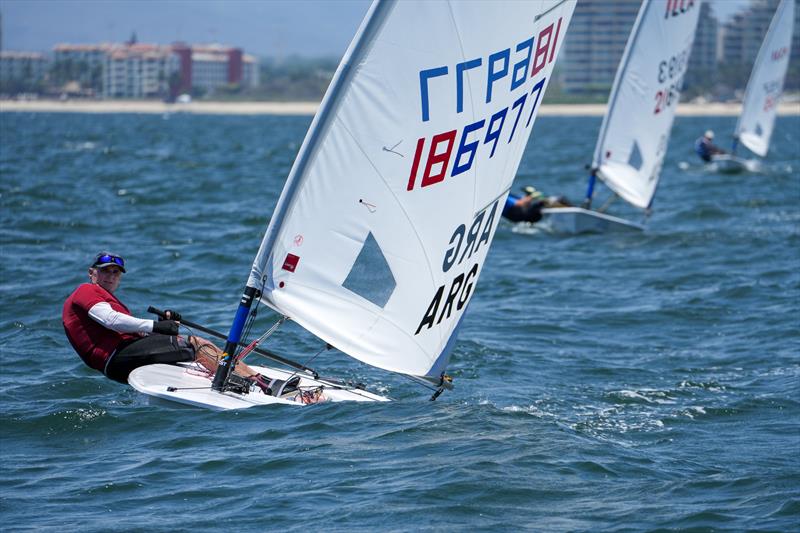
[665, 0, 696, 19]
[282, 253, 300, 273]
[771, 47, 788, 61]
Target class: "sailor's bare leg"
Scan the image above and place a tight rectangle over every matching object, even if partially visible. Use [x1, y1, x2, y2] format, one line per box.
[188, 335, 260, 378]
[188, 336, 327, 403]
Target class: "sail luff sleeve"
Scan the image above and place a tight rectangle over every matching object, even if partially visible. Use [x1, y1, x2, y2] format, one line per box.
[246, 0, 395, 293]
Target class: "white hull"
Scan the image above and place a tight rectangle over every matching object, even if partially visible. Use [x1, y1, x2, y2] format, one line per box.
[539, 207, 644, 234]
[129, 363, 390, 410]
[710, 154, 757, 174]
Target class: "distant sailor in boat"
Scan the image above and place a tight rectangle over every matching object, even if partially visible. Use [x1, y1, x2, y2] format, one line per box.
[694, 130, 727, 162]
[502, 186, 571, 223]
[62, 252, 270, 388]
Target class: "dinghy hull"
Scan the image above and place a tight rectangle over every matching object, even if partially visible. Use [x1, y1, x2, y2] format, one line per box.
[129, 363, 390, 410]
[710, 155, 751, 174]
[540, 207, 644, 234]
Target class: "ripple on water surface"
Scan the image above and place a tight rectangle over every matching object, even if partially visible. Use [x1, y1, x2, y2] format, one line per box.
[0, 113, 798, 530]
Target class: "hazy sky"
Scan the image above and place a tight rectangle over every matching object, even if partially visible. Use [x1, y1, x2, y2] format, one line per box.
[1, 0, 753, 58]
[1, 0, 372, 57]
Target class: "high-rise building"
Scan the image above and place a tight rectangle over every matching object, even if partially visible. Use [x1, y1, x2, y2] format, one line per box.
[174, 44, 260, 96]
[0, 51, 48, 85]
[103, 44, 177, 99]
[558, 0, 640, 97]
[686, 2, 718, 88]
[241, 54, 259, 89]
[722, 1, 775, 66]
[52, 41, 260, 98]
[721, 0, 800, 90]
[53, 44, 111, 92]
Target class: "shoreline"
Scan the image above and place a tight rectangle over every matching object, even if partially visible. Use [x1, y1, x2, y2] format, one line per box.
[1, 99, 799, 116]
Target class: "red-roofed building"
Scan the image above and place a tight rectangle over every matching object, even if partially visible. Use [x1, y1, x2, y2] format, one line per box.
[52, 41, 259, 99]
[102, 44, 177, 98]
[174, 43, 259, 96]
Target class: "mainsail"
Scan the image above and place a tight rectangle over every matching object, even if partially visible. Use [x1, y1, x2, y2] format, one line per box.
[592, 0, 702, 209]
[734, 0, 795, 157]
[239, 0, 575, 382]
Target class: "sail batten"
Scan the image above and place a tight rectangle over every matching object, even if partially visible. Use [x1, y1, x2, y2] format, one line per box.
[592, 0, 702, 210]
[246, 0, 575, 379]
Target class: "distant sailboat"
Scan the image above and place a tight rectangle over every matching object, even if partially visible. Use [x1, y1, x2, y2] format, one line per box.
[129, 0, 576, 409]
[540, 0, 702, 234]
[711, 0, 795, 173]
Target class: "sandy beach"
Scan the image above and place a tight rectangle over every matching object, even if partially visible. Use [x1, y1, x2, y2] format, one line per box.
[1, 98, 799, 116]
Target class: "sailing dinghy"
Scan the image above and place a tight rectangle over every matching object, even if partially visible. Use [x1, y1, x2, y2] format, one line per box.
[710, 0, 794, 174]
[129, 0, 576, 410]
[539, 0, 702, 234]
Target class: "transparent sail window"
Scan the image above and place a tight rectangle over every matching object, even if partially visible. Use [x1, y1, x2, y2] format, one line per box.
[628, 140, 643, 171]
[342, 232, 396, 308]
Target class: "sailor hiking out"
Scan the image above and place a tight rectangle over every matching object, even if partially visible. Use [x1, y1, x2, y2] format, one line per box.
[502, 186, 572, 223]
[694, 130, 727, 162]
[62, 252, 278, 393]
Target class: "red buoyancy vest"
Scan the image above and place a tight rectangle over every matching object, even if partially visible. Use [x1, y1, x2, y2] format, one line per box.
[62, 283, 140, 372]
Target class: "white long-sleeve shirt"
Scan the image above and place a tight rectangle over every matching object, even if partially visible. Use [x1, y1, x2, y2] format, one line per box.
[88, 302, 154, 334]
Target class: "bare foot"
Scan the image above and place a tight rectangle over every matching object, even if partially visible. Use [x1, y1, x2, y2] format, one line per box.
[296, 388, 327, 404]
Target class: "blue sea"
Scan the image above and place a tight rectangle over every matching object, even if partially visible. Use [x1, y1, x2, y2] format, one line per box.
[1, 110, 798, 531]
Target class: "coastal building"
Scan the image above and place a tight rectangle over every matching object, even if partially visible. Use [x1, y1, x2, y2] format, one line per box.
[558, 0, 640, 97]
[720, 0, 800, 89]
[553, 0, 797, 98]
[172, 43, 259, 96]
[53, 44, 111, 92]
[241, 54, 259, 88]
[0, 51, 49, 84]
[686, 1, 719, 89]
[53, 44, 110, 70]
[52, 41, 259, 99]
[103, 44, 177, 99]
[721, 0, 774, 67]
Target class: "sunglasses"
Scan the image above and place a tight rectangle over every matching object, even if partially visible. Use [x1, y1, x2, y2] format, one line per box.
[93, 254, 125, 268]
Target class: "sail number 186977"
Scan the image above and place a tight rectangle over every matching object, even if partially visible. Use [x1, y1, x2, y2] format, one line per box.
[406, 17, 564, 193]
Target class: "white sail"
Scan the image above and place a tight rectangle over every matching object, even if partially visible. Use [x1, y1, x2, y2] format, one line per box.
[593, 0, 702, 209]
[735, 0, 795, 157]
[246, 0, 575, 381]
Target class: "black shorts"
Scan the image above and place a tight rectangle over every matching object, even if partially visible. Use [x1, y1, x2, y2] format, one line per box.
[105, 335, 195, 383]
[504, 203, 544, 223]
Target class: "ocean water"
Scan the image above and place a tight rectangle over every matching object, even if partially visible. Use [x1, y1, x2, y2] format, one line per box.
[1, 111, 798, 532]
